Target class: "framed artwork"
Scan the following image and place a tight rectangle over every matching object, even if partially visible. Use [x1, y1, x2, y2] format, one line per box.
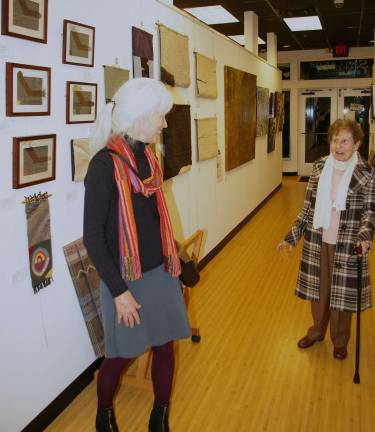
[13, 134, 56, 188]
[132, 26, 154, 78]
[1, 0, 48, 43]
[71, 138, 91, 181]
[256, 86, 270, 137]
[6, 62, 51, 116]
[195, 52, 217, 99]
[62, 19, 95, 67]
[66, 81, 97, 124]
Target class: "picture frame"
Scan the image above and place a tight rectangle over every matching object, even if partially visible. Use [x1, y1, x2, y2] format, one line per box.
[66, 81, 97, 124]
[1, 0, 48, 43]
[13, 134, 56, 188]
[6, 62, 51, 116]
[62, 19, 95, 67]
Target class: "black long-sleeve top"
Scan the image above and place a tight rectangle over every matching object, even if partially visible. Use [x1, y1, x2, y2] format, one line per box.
[83, 142, 163, 297]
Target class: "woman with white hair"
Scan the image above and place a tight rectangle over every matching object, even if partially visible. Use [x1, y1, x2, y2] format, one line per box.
[84, 78, 191, 432]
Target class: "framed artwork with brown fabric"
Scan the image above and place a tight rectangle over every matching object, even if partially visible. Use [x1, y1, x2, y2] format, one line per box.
[13, 134, 56, 188]
[66, 81, 97, 124]
[1, 0, 48, 43]
[6, 62, 51, 116]
[63, 20, 95, 67]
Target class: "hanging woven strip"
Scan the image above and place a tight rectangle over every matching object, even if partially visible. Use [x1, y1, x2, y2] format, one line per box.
[63, 238, 104, 358]
[24, 192, 53, 293]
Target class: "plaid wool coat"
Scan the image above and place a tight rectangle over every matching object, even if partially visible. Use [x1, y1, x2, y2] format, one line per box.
[285, 154, 375, 312]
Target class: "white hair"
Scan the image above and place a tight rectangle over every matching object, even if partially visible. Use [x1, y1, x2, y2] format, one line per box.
[90, 78, 173, 153]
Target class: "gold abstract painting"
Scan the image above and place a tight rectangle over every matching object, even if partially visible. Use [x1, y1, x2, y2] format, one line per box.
[159, 24, 190, 88]
[104, 66, 129, 102]
[196, 117, 218, 161]
[195, 52, 217, 99]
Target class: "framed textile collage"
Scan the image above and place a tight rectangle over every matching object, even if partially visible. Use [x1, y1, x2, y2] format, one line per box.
[66, 81, 97, 124]
[62, 20, 95, 67]
[132, 26, 154, 78]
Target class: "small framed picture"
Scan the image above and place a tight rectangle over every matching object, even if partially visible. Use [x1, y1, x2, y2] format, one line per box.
[1, 0, 48, 43]
[66, 81, 97, 124]
[6, 62, 51, 116]
[13, 134, 56, 188]
[63, 20, 95, 67]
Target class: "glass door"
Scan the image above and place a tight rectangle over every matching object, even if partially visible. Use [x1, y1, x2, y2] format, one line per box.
[298, 89, 337, 176]
[338, 88, 371, 159]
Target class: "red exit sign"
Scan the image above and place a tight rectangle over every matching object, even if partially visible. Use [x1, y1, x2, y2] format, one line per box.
[333, 44, 349, 57]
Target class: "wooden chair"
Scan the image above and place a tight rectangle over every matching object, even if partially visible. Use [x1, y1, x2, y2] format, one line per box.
[121, 229, 204, 388]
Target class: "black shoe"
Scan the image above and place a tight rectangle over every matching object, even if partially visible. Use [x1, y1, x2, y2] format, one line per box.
[96, 406, 119, 432]
[148, 401, 170, 432]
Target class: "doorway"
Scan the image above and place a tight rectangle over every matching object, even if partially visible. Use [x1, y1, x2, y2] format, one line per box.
[298, 87, 371, 176]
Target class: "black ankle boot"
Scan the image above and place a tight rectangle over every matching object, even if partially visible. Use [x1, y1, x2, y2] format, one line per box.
[148, 401, 170, 432]
[96, 406, 119, 432]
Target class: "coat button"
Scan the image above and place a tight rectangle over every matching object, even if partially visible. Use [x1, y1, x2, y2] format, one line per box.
[336, 244, 343, 251]
[346, 203, 350, 209]
[335, 263, 342, 269]
[341, 224, 347, 230]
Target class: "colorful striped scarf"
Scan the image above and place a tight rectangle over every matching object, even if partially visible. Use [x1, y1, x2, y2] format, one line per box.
[107, 134, 181, 281]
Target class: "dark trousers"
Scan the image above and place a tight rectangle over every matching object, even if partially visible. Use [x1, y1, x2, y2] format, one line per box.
[307, 242, 352, 348]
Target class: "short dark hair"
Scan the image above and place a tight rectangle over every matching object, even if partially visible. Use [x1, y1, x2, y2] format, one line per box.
[328, 118, 364, 145]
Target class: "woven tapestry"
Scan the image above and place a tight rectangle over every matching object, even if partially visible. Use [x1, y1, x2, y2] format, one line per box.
[196, 117, 218, 161]
[103, 66, 129, 103]
[275, 91, 285, 132]
[268, 118, 277, 153]
[158, 24, 190, 88]
[71, 138, 92, 182]
[256, 87, 270, 137]
[195, 52, 217, 99]
[224, 65, 257, 171]
[163, 104, 192, 179]
[25, 192, 53, 293]
[132, 26, 154, 78]
[63, 238, 104, 358]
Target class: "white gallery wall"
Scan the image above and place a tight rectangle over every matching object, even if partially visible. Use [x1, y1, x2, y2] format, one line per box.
[0, 1, 282, 430]
[278, 47, 374, 173]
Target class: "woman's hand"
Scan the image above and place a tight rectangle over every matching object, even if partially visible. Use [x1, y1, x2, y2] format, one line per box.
[357, 240, 371, 255]
[114, 291, 141, 328]
[277, 240, 293, 254]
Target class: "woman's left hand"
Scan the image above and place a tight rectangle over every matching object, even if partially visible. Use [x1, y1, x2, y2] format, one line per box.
[357, 240, 371, 254]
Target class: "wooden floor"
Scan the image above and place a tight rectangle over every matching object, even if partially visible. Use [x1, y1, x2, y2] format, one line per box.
[46, 177, 375, 432]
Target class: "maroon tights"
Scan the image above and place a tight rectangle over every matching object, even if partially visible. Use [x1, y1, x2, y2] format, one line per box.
[97, 341, 174, 407]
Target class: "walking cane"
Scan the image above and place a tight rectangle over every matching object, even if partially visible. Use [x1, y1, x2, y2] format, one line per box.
[353, 244, 363, 384]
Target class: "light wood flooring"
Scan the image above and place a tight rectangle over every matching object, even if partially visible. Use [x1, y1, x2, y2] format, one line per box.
[46, 177, 375, 432]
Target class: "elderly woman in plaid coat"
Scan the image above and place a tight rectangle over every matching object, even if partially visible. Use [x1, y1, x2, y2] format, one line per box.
[279, 119, 375, 360]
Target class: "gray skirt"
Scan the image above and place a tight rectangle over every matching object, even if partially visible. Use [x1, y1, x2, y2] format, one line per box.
[100, 264, 191, 358]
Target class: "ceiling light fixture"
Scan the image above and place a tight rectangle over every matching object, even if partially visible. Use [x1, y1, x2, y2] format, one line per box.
[282, 44, 291, 48]
[334, 0, 344, 8]
[184, 6, 239, 25]
[283, 16, 322, 31]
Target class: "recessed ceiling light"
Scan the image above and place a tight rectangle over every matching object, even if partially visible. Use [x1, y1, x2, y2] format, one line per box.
[283, 16, 322, 31]
[258, 37, 266, 44]
[370, 39, 374, 43]
[184, 6, 239, 25]
[229, 35, 245, 45]
[282, 44, 291, 48]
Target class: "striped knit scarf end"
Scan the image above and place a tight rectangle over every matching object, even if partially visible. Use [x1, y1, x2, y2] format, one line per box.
[121, 256, 142, 281]
[164, 255, 181, 277]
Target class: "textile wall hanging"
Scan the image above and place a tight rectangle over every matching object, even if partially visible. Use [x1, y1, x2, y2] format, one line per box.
[224, 65, 257, 171]
[6, 62, 51, 116]
[132, 26, 154, 78]
[13, 134, 56, 188]
[66, 81, 97, 124]
[268, 118, 277, 153]
[71, 138, 91, 182]
[103, 66, 129, 103]
[256, 87, 270, 137]
[163, 104, 192, 180]
[24, 192, 53, 293]
[275, 91, 285, 132]
[269, 92, 275, 117]
[62, 20, 95, 67]
[1, 0, 48, 43]
[63, 238, 104, 358]
[195, 117, 218, 161]
[158, 24, 190, 88]
[195, 52, 217, 99]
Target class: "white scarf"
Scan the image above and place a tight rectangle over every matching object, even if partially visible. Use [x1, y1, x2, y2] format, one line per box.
[313, 151, 358, 230]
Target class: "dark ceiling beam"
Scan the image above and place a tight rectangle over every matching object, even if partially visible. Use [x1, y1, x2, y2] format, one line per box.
[210, 22, 244, 35]
[356, 0, 365, 47]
